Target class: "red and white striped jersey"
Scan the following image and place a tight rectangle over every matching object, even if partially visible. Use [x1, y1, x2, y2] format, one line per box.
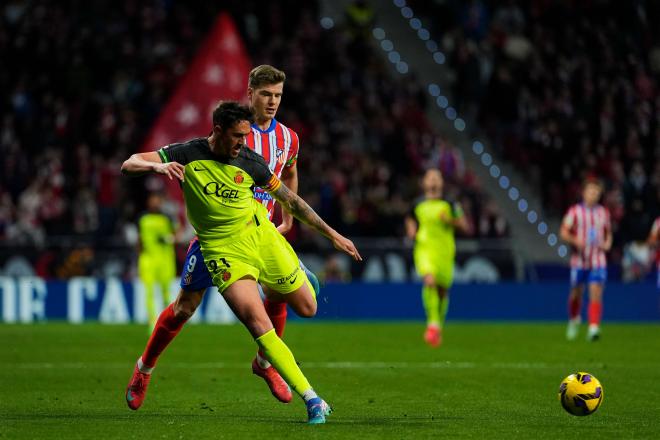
[245, 118, 299, 220]
[562, 203, 611, 269]
[651, 217, 660, 267]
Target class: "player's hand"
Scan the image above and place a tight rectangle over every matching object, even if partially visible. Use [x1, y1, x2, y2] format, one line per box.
[153, 162, 185, 181]
[331, 233, 362, 261]
[439, 211, 451, 224]
[573, 237, 585, 250]
[276, 219, 293, 235]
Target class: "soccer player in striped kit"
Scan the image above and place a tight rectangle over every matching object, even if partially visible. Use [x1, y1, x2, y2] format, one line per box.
[560, 178, 612, 341]
[646, 216, 660, 289]
[125, 65, 321, 409]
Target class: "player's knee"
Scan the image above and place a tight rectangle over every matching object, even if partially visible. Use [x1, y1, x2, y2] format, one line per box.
[173, 293, 202, 321]
[296, 301, 317, 318]
[423, 275, 435, 287]
[173, 305, 195, 321]
[245, 315, 274, 338]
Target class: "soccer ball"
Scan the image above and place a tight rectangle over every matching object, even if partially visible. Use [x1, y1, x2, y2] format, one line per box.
[558, 372, 604, 416]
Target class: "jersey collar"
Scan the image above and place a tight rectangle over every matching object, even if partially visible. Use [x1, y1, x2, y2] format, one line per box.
[251, 118, 277, 134]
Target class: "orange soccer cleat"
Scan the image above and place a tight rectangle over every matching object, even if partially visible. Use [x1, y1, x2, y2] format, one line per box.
[251, 357, 292, 403]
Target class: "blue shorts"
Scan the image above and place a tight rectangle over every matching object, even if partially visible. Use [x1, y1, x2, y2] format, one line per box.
[570, 267, 607, 287]
[180, 238, 318, 294]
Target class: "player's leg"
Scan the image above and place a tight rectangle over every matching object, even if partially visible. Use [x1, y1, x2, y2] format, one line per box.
[257, 229, 320, 319]
[566, 268, 585, 340]
[222, 277, 331, 424]
[435, 285, 450, 347]
[420, 274, 441, 347]
[126, 287, 206, 410]
[126, 239, 212, 410]
[434, 260, 454, 346]
[256, 278, 316, 392]
[256, 260, 320, 350]
[586, 269, 606, 341]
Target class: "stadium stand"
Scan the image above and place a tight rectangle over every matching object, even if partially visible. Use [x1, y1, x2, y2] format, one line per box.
[409, 0, 660, 262]
[0, 0, 506, 260]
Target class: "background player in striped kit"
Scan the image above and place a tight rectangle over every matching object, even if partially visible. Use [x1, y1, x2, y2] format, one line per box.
[560, 178, 612, 341]
[126, 65, 318, 407]
[647, 216, 660, 289]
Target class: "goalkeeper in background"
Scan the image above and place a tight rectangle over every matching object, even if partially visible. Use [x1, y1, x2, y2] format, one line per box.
[405, 169, 468, 347]
[138, 192, 177, 328]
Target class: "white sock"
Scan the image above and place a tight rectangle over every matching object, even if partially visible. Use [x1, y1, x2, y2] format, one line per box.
[256, 352, 271, 369]
[302, 388, 318, 403]
[137, 357, 154, 374]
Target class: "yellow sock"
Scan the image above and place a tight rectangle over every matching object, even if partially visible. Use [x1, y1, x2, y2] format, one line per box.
[439, 296, 450, 329]
[422, 285, 440, 327]
[256, 329, 311, 396]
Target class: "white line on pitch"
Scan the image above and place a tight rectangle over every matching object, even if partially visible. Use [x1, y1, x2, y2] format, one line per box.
[3, 361, 602, 370]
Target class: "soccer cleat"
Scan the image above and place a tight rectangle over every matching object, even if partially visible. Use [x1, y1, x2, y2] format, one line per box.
[424, 325, 440, 347]
[251, 358, 292, 403]
[587, 324, 600, 342]
[566, 317, 581, 341]
[306, 397, 332, 424]
[126, 363, 152, 410]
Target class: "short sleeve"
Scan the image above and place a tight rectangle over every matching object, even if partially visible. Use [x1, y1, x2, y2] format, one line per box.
[452, 201, 464, 219]
[408, 198, 422, 222]
[285, 130, 299, 168]
[244, 149, 281, 192]
[159, 142, 191, 166]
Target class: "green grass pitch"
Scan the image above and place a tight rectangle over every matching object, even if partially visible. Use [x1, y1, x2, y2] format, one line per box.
[1, 322, 659, 439]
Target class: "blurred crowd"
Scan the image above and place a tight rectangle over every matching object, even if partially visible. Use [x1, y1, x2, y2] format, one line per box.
[0, 0, 506, 251]
[411, 0, 660, 261]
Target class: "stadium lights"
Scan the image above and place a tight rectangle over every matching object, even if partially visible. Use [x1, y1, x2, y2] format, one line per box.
[376, 0, 568, 259]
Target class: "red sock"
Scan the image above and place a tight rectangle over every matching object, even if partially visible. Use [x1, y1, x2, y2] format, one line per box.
[141, 302, 188, 368]
[264, 299, 287, 337]
[257, 299, 287, 360]
[588, 301, 602, 326]
[568, 296, 582, 320]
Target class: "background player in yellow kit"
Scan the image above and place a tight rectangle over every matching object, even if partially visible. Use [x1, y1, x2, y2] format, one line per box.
[138, 193, 177, 328]
[405, 169, 469, 347]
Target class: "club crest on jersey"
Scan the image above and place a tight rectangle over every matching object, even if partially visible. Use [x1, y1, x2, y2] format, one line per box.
[222, 271, 231, 282]
[276, 149, 285, 164]
[234, 172, 244, 184]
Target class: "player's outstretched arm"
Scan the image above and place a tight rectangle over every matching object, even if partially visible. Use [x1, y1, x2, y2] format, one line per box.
[404, 216, 417, 240]
[270, 183, 362, 261]
[647, 222, 659, 246]
[121, 151, 185, 181]
[276, 164, 298, 235]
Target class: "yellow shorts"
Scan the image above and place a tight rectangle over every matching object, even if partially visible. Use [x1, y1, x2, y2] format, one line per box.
[201, 221, 307, 294]
[413, 247, 454, 289]
[138, 253, 175, 285]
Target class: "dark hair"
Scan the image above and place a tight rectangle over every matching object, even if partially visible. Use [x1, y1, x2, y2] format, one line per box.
[212, 101, 254, 129]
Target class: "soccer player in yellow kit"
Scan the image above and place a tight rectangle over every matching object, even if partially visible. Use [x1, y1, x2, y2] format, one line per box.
[138, 193, 177, 328]
[121, 101, 361, 424]
[405, 169, 468, 347]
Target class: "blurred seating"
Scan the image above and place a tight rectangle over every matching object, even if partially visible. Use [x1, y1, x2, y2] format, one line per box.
[0, 0, 505, 249]
[411, 0, 660, 261]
